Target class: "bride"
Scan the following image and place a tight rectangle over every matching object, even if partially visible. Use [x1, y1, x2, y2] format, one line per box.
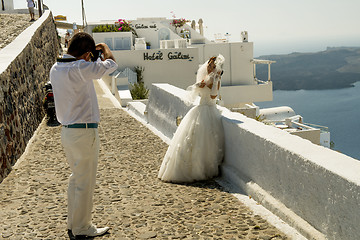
[158, 55, 225, 183]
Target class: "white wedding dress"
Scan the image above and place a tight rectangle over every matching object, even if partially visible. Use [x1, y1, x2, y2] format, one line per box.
[158, 56, 225, 183]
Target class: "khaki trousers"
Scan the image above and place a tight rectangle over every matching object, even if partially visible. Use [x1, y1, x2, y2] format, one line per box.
[61, 127, 99, 235]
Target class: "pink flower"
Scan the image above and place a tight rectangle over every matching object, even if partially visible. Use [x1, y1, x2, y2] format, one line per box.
[118, 19, 123, 22]
[120, 21, 124, 24]
[118, 27, 122, 31]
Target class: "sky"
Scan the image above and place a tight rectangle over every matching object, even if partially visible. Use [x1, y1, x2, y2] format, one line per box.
[14, 0, 360, 56]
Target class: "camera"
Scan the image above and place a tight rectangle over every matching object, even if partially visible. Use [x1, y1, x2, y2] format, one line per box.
[91, 49, 103, 61]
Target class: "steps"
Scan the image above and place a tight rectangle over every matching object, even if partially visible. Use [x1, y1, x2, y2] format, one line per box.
[127, 100, 148, 121]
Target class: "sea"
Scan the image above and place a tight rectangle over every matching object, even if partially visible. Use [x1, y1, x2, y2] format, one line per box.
[255, 81, 360, 160]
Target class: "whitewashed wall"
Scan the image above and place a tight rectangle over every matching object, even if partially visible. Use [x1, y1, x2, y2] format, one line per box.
[146, 83, 360, 240]
[88, 18, 257, 91]
[133, 20, 180, 50]
[111, 48, 199, 90]
[190, 42, 254, 86]
[100, 42, 254, 91]
[88, 18, 183, 50]
[146, 84, 195, 139]
[0, 0, 14, 12]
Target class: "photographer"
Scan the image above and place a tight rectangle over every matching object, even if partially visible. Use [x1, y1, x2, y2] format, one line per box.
[50, 32, 117, 238]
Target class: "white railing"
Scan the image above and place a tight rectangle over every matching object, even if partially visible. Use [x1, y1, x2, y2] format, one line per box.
[265, 118, 329, 133]
[299, 122, 330, 133]
[251, 59, 276, 82]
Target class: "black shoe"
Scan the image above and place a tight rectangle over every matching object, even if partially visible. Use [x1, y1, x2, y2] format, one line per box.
[75, 235, 94, 240]
[68, 229, 75, 240]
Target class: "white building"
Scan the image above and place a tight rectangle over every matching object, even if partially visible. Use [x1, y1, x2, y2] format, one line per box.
[86, 17, 329, 147]
[86, 17, 274, 108]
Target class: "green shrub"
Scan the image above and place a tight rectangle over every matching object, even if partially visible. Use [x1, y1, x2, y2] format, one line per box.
[92, 24, 119, 32]
[130, 82, 149, 100]
[130, 66, 148, 99]
[134, 66, 144, 82]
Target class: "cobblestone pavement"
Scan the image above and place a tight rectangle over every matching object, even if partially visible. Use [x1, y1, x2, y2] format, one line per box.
[0, 14, 33, 50]
[0, 105, 289, 239]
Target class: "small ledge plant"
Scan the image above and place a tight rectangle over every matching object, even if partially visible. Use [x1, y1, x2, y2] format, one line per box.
[130, 66, 149, 100]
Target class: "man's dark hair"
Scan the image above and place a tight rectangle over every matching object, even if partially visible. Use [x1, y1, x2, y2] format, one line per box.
[67, 32, 96, 58]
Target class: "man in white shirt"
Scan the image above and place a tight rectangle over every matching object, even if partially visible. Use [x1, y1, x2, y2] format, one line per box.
[26, 0, 35, 21]
[50, 32, 118, 239]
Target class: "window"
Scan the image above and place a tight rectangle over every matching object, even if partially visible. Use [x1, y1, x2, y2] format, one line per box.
[158, 28, 170, 41]
[114, 37, 131, 50]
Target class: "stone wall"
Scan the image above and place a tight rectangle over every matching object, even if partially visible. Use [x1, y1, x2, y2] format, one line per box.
[0, 11, 59, 182]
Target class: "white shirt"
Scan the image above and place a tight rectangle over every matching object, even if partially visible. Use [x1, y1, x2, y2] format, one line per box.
[27, 0, 35, 8]
[50, 54, 118, 125]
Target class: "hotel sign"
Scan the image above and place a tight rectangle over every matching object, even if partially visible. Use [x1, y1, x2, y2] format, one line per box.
[134, 24, 157, 29]
[54, 15, 67, 21]
[144, 51, 193, 61]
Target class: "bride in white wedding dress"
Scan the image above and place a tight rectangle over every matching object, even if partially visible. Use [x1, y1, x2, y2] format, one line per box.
[158, 55, 225, 183]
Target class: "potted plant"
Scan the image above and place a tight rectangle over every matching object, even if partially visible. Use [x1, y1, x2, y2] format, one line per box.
[92, 19, 138, 37]
[146, 42, 151, 49]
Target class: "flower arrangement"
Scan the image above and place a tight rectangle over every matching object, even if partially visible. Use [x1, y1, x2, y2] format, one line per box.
[170, 11, 190, 28]
[115, 19, 132, 32]
[171, 18, 190, 28]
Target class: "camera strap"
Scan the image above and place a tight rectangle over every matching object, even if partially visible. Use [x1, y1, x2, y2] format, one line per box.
[57, 58, 77, 62]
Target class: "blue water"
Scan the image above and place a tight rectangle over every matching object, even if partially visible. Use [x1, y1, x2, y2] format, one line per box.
[256, 82, 360, 160]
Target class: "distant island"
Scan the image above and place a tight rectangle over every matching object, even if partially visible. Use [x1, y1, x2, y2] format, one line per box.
[256, 47, 360, 90]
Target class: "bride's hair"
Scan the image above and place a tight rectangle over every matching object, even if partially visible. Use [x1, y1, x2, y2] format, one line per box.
[196, 54, 225, 84]
[196, 62, 208, 84]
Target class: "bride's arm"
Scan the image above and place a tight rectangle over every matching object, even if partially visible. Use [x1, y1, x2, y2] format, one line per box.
[210, 78, 221, 99]
[196, 73, 214, 88]
[205, 73, 215, 89]
[196, 80, 206, 88]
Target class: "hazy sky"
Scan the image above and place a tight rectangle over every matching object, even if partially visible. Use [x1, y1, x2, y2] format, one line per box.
[14, 0, 360, 56]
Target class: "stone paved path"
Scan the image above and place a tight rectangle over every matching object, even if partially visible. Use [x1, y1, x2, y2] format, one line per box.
[0, 82, 290, 239]
[0, 14, 33, 50]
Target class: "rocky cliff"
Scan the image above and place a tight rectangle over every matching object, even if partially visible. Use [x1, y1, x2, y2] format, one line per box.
[257, 47, 360, 90]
